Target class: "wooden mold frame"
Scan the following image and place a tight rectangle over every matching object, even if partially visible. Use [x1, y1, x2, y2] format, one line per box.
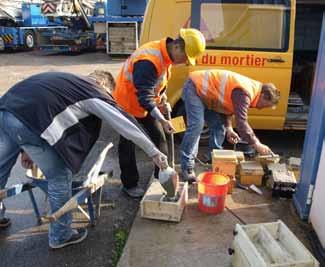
[212, 150, 238, 177]
[140, 180, 188, 222]
[239, 161, 265, 186]
[231, 220, 319, 267]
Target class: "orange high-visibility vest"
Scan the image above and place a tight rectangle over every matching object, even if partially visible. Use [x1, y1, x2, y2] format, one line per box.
[113, 38, 172, 118]
[189, 70, 262, 115]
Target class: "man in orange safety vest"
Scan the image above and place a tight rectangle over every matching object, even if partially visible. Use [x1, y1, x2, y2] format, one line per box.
[113, 28, 206, 196]
[180, 69, 280, 182]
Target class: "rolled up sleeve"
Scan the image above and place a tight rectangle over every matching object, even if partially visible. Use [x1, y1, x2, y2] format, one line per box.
[231, 89, 259, 145]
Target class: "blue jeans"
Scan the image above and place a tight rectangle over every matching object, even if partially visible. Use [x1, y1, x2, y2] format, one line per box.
[180, 80, 226, 171]
[0, 111, 73, 246]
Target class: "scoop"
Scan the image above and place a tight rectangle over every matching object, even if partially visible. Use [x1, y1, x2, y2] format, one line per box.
[158, 158, 179, 198]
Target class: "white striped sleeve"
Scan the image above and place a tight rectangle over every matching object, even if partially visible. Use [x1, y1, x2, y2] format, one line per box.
[81, 98, 160, 158]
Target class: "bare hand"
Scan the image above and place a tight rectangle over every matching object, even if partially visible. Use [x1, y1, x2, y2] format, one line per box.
[253, 142, 273, 156]
[161, 120, 176, 134]
[158, 96, 170, 115]
[152, 153, 168, 169]
[226, 128, 240, 144]
[21, 151, 33, 169]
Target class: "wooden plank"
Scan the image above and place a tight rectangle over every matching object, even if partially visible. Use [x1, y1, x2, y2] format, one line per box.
[109, 41, 136, 53]
[108, 25, 136, 42]
[108, 35, 136, 42]
[48, 174, 107, 222]
[48, 188, 89, 222]
[31, 164, 44, 179]
[89, 174, 106, 194]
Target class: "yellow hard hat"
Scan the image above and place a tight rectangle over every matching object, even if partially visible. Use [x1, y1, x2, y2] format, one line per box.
[180, 28, 206, 65]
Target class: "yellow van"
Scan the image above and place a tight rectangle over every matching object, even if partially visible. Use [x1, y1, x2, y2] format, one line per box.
[141, 0, 324, 131]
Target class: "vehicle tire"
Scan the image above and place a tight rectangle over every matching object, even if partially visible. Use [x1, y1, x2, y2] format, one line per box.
[24, 31, 36, 50]
[172, 100, 210, 145]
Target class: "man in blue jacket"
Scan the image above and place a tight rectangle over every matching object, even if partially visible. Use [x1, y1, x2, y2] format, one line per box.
[0, 71, 167, 249]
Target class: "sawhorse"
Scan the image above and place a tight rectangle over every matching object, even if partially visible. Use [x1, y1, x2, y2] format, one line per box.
[0, 143, 113, 226]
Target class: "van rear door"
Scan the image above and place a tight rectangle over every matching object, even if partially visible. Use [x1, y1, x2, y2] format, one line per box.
[191, 0, 295, 130]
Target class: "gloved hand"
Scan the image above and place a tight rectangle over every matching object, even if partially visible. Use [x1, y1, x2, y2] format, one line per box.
[226, 127, 240, 144]
[152, 152, 169, 170]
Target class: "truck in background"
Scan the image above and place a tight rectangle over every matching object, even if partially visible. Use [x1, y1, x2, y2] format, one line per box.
[0, 0, 147, 54]
[0, 0, 94, 51]
[37, 0, 97, 53]
[0, 1, 63, 51]
[141, 0, 325, 132]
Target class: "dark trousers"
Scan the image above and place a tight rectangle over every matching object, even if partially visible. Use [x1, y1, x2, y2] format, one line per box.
[118, 114, 168, 189]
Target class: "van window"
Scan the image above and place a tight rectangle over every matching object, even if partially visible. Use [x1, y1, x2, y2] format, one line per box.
[192, 0, 290, 51]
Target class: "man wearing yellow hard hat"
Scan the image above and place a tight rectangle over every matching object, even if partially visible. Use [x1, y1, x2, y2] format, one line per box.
[113, 28, 206, 197]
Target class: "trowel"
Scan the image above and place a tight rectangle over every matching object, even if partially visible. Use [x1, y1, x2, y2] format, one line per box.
[158, 158, 179, 199]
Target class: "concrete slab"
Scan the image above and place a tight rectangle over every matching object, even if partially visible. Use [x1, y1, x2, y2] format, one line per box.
[118, 185, 314, 267]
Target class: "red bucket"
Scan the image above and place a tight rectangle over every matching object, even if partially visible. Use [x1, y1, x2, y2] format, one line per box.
[197, 172, 229, 214]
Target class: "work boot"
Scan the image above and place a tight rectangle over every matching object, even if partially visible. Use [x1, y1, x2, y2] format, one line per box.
[49, 228, 88, 250]
[182, 169, 197, 184]
[122, 185, 145, 198]
[0, 218, 11, 229]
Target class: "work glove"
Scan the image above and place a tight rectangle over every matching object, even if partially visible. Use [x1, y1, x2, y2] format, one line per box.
[152, 152, 168, 170]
